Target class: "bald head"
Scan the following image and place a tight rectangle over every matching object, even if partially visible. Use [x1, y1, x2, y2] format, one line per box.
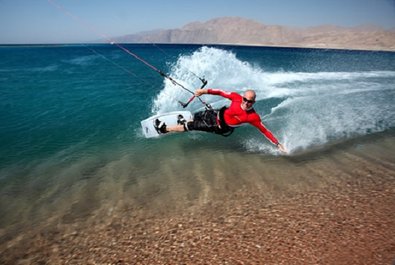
[243, 90, 256, 101]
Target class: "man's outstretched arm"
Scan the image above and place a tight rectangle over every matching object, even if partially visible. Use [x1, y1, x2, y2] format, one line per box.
[195, 88, 234, 100]
[253, 120, 288, 154]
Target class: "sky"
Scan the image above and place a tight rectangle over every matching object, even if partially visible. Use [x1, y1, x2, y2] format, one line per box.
[0, 0, 394, 44]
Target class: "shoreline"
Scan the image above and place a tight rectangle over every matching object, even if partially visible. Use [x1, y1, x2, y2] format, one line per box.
[1, 134, 394, 264]
[1, 42, 394, 53]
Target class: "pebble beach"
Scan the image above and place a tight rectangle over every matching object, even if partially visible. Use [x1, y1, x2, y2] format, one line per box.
[1, 134, 394, 265]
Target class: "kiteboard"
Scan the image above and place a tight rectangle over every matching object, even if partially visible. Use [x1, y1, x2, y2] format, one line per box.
[141, 111, 193, 138]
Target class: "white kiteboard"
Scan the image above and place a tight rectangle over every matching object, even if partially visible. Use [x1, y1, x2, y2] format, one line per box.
[140, 111, 193, 138]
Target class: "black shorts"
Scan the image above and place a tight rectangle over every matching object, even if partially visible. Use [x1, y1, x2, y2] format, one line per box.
[186, 108, 234, 135]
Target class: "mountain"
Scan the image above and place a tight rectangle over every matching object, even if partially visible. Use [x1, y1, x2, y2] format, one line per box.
[112, 17, 395, 51]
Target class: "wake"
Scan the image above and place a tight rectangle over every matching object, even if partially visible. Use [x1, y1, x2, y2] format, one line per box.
[152, 47, 395, 154]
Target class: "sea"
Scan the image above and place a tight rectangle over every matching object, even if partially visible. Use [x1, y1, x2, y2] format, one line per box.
[0, 44, 394, 239]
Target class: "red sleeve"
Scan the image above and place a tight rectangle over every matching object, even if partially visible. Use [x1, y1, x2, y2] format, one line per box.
[207, 89, 239, 100]
[250, 115, 279, 145]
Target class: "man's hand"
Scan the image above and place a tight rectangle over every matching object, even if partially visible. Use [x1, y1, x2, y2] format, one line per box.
[194, 89, 208, 97]
[277, 143, 288, 154]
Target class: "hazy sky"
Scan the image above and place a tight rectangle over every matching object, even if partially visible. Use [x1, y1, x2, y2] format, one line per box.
[1, 0, 394, 43]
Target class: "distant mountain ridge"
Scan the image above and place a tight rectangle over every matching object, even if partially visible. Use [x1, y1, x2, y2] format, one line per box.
[112, 17, 395, 51]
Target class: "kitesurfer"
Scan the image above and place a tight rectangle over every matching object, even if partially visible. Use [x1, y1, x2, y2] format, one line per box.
[155, 88, 287, 153]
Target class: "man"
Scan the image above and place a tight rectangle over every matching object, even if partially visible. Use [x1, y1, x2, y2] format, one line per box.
[155, 88, 287, 153]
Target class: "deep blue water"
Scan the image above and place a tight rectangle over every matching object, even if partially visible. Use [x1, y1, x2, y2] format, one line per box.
[0, 44, 394, 230]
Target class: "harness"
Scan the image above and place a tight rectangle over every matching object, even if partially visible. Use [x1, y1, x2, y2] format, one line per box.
[215, 107, 234, 137]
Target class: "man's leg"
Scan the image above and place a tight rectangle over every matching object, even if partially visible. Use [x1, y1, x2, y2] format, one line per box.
[155, 119, 191, 133]
[166, 124, 186, 132]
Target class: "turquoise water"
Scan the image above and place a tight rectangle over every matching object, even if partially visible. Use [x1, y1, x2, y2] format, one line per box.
[0, 44, 395, 233]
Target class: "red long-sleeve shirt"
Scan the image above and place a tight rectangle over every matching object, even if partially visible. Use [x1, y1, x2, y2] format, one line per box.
[208, 89, 279, 145]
